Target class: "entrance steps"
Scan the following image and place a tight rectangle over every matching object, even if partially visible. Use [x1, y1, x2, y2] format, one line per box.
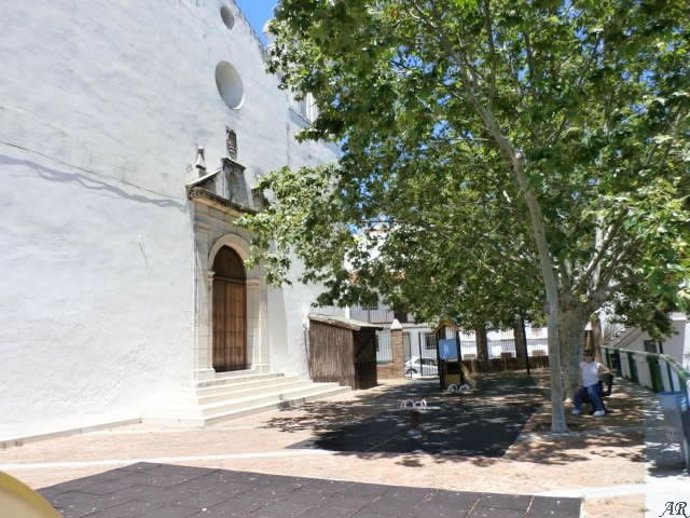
[143, 371, 350, 426]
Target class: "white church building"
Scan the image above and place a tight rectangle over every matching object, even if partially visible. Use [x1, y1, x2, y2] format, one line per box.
[0, 0, 347, 442]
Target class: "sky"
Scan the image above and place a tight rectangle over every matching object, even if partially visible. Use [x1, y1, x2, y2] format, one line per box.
[235, 0, 276, 45]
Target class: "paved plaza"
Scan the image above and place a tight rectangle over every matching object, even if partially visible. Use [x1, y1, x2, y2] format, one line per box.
[314, 376, 539, 456]
[1, 371, 687, 518]
[38, 462, 580, 518]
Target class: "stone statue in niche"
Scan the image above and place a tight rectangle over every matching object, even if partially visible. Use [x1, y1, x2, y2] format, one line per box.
[225, 127, 238, 159]
[221, 127, 249, 206]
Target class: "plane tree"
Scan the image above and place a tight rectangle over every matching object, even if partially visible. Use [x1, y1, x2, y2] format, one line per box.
[242, 0, 689, 432]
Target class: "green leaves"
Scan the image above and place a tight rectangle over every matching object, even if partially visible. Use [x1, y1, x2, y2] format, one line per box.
[244, 0, 690, 432]
[249, 0, 689, 335]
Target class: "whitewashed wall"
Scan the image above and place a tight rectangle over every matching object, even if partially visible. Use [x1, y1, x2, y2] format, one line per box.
[0, 0, 339, 434]
[1, 150, 194, 430]
[616, 314, 690, 369]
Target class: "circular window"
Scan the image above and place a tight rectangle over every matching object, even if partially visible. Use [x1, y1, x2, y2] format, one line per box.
[215, 61, 244, 110]
[220, 6, 235, 30]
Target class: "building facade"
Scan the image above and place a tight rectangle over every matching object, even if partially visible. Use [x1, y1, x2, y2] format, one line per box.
[0, 1, 341, 437]
[608, 313, 690, 369]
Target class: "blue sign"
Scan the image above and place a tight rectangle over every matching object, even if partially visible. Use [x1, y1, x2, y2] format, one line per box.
[438, 339, 459, 360]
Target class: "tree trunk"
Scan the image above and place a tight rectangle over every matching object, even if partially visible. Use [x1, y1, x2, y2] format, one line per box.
[475, 324, 489, 363]
[465, 99, 567, 431]
[559, 306, 590, 400]
[544, 308, 567, 431]
[513, 315, 527, 363]
[491, 149, 567, 430]
[512, 157, 568, 432]
[591, 314, 603, 361]
[393, 305, 409, 324]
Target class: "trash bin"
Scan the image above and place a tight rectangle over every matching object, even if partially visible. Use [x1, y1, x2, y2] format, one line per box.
[657, 391, 690, 470]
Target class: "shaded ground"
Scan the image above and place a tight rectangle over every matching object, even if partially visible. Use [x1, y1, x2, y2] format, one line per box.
[312, 376, 538, 456]
[258, 371, 645, 470]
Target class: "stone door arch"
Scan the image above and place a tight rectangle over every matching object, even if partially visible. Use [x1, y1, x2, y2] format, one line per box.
[212, 246, 247, 371]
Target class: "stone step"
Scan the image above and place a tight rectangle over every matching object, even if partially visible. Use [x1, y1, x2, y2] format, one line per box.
[199, 382, 347, 417]
[195, 371, 285, 389]
[201, 384, 351, 425]
[197, 377, 308, 404]
[143, 372, 351, 426]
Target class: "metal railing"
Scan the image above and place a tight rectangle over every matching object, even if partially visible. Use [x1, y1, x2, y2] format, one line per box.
[601, 346, 690, 395]
[602, 345, 690, 469]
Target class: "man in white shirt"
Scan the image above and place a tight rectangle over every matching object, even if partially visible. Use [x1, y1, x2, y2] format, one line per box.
[572, 351, 607, 417]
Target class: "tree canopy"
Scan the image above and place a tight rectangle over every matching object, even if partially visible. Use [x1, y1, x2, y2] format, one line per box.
[241, 0, 690, 432]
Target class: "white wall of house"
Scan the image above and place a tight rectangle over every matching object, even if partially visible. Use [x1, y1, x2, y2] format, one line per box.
[0, 0, 339, 435]
[613, 313, 690, 369]
[659, 314, 690, 368]
[402, 324, 435, 360]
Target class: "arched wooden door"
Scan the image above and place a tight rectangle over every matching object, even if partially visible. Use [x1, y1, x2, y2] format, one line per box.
[212, 246, 247, 371]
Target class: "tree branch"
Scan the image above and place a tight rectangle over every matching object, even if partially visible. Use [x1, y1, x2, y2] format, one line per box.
[573, 215, 625, 295]
[482, 0, 498, 107]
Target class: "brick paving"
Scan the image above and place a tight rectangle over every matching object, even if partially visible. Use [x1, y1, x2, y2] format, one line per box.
[39, 462, 581, 518]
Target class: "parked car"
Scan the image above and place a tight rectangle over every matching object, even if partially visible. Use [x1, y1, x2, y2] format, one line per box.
[404, 356, 439, 378]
